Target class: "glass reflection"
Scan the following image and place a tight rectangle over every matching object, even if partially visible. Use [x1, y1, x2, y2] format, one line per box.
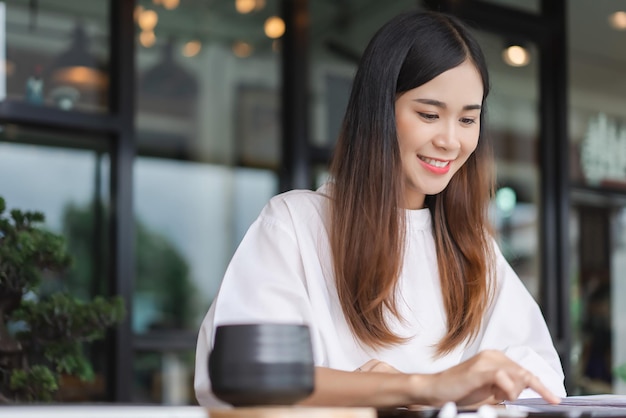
[309, 0, 420, 147]
[135, 0, 281, 166]
[572, 112, 626, 188]
[472, 29, 541, 300]
[613, 207, 626, 393]
[4, 2, 109, 112]
[133, 350, 196, 404]
[0, 134, 111, 401]
[133, 0, 281, 404]
[568, 0, 626, 396]
[569, 203, 625, 395]
[133, 158, 276, 333]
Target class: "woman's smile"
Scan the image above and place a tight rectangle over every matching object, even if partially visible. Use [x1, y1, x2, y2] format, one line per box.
[417, 156, 452, 173]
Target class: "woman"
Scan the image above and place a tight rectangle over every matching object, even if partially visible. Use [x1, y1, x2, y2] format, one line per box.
[195, 9, 566, 408]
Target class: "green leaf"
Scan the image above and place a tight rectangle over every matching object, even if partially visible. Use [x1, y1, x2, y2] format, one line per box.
[0, 197, 124, 402]
[10, 365, 59, 402]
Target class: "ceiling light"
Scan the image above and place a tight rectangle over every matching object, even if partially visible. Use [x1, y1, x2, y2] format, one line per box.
[255, 0, 266, 11]
[162, 0, 180, 10]
[232, 41, 253, 58]
[236, 0, 255, 14]
[3, 59, 16, 77]
[609, 11, 626, 30]
[182, 40, 202, 57]
[502, 45, 530, 67]
[272, 39, 281, 53]
[134, 5, 144, 22]
[138, 9, 158, 31]
[140, 30, 156, 48]
[264, 16, 285, 39]
[49, 23, 108, 91]
[235, 0, 265, 13]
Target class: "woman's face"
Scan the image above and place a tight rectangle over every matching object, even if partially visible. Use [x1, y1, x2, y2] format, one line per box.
[395, 60, 484, 209]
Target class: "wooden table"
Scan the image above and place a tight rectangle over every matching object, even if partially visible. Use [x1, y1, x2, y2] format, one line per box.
[0, 405, 376, 418]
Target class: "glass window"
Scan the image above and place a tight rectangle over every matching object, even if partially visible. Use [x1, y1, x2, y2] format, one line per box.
[133, 350, 196, 404]
[568, 0, 626, 396]
[133, 159, 276, 334]
[612, 207, 626, 393]
[309, 0, 421, 148]
[470, 30, 542, 300]
[3, 1, 110, 112]
[568, 200, 626, 395]
[133, 1, 282, 404]
[0, 128, 112, 401]
[135, 0, 281, 167]
[569, 1, 626, 190]
[0, 129, 110, 298]
[133, 0, 281, 324]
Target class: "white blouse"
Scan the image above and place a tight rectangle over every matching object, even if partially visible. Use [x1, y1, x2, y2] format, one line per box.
[194, 185, 566, 407]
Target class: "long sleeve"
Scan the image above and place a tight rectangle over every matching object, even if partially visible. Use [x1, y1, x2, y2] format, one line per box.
[194, 195, 323, 407]
[462, 244, 567, 398]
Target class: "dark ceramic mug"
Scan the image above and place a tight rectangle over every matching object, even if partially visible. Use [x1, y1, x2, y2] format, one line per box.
[208, 323, 315, 407]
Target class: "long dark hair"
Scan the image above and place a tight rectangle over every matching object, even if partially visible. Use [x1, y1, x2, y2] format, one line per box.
[329, 10, 495, 355]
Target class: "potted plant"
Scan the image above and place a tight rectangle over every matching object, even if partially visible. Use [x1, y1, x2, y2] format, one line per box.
[0, 196, 125, 402]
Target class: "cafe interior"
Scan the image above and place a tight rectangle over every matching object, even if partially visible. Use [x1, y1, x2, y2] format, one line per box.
[0, 0, 625, 406]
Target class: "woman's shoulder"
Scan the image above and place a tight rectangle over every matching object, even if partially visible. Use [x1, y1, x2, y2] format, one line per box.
[261, 183, 332, 222]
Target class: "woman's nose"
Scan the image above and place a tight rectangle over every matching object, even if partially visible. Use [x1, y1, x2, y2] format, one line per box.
[432, 122, 461, 151]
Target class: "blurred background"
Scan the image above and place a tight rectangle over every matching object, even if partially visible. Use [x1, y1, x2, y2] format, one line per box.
[0, 0, 625, 404]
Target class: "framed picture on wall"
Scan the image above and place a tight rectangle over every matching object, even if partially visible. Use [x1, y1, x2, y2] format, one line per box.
[234, 85, 280, 169]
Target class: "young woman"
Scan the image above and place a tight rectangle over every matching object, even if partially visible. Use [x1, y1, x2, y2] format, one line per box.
[195, 9, 566, 408]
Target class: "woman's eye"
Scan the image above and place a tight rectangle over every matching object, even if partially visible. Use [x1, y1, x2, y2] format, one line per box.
[460, 117, 476, 125]
[418, 112, 438, 121]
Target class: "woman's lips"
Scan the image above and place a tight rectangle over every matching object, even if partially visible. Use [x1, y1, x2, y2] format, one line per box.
[418, 155, 451, 174]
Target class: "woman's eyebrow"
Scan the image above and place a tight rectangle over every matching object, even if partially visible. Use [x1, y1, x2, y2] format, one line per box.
[413, 98, 481, 111]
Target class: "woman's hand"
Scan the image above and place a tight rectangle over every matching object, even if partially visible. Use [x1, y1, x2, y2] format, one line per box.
[300, 351, 561, 408]
[414, 350, 562, 407]
[355, 359, 402, 373]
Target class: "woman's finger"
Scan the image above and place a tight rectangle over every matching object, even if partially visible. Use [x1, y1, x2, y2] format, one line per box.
[491, 368, 521, 401]
[524, 373, 562, 404]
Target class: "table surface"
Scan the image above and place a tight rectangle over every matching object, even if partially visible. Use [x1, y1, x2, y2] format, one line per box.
[0, 405, 377, 418]
[4, 396, 626, 418]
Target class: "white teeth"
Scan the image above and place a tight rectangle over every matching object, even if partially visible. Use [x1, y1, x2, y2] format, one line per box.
[419, 157, 449, 168]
